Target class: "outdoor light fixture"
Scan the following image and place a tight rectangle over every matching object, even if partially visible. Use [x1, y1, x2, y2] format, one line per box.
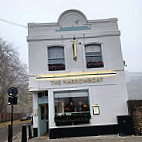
[36, 70, 117, 81]
[73, 36, 77, 61]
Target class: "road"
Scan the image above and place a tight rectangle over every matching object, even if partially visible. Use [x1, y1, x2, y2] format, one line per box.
[0, 120, 31, 142]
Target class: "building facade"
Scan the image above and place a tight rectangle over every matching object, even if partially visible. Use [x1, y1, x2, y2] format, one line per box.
[27, 9, 129, 138]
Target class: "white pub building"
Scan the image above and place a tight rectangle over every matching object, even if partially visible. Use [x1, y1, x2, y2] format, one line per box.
[27, 9, 129, 138]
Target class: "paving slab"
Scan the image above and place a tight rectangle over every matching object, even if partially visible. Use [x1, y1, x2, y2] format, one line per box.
[28, 135, 142, 142]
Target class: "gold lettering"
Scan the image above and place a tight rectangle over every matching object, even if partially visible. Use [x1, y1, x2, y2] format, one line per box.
[92, 78, 96, 83]
[79, 79, 82, 84]
[68, 80, 71, 84]
[75, 79, 78, 84]
[50, 80, 61, 85]
[82, 79, 87, 83]
[100, 78, 103, 82]
[71, 80, 75, 84]
[63, 80, 67, 84]
[58, 80, 61, 85]
[54, 80, 61, 85]
[51, 78, 103, 85]
[50, 81, 54, 85]
[88, 78, 92, 83]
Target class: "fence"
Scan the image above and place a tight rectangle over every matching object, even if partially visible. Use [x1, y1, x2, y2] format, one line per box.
[128, 100, 142, 135]
[0, 113, 21, 123]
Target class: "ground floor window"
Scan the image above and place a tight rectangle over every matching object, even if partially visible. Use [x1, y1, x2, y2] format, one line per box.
[54, 90, 91, 126]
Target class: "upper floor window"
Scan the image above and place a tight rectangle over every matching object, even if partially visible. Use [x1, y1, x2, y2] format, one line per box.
[85, 44, 104, 68]
[48, 46, 65, 71]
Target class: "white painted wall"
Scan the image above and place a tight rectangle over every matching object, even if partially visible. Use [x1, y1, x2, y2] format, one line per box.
[48, 71, 128, 129]
[27, 11, 123, 77]
[32, 93, 38, 128]
[28, 35, 124, 78]
[27, 10, 128, 130]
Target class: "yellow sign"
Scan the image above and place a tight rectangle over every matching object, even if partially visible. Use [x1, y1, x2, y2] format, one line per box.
[50, 77, 103, 85]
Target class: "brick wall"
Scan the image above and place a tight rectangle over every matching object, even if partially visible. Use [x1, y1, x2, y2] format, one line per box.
[0, 113, 21, 123]
[128, 100, 142, 135]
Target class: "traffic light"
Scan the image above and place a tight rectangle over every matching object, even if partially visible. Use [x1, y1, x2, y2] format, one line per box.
[8, 97, 17, 105]
[7, 87, 18, 105]
[8, 87, 18, 97]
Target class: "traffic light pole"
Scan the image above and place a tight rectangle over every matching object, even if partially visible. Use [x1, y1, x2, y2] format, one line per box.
[7, 87, 18, 142]
[8, 104, 14, 142]
[11, 104, 14, 141]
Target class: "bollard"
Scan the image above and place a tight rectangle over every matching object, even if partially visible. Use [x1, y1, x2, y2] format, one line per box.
[8, 125, 12, 142]
[28, 123, 33, 139]
[21, 125, 27, 142]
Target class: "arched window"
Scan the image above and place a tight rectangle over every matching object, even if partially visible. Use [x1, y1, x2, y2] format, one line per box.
[85, 44, 104, 68]
[48, 46, 65, 71]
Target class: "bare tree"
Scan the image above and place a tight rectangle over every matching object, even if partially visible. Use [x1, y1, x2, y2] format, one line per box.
[0, 38, 31, 113]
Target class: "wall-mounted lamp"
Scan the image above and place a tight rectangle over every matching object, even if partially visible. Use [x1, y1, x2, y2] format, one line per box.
[73, 36, 77, 61]
[36, 70, 116, 80]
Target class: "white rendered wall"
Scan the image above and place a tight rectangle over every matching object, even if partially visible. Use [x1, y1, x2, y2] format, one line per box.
[32, 93, 39, 129]
[48, 71, 128, 129]
[28, 35, 123, 77]
[27, 10, 128, 130]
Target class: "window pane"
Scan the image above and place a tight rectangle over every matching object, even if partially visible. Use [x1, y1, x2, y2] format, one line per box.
[56, 47, 64, 58]
[86, 52, 101, 56]
[55, 97, 89, 113]
[85, 46, 92, 52]
[86, 56, 102, 62]
[48, 47, 64, 58]
[54, 90, 89, 114]
[48, 47, 57, 58]
[85, 44, 101, 53]
[54, 90, 88, 98]
[48, 59, 64, 64]
[92, 45, 101, 52]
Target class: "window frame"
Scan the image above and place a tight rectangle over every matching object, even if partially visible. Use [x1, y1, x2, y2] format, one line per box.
[85, 43, 104, 69]
[54, 90, 90, 115]
[53, 90, 91, 126]
[47, 46, 65, 71]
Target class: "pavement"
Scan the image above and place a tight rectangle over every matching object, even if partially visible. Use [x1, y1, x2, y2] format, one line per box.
[29, 135, 142, 142]
[1, 121, 142, 142]
[5, 133, 142, 142]
[0, 120, 31, 142]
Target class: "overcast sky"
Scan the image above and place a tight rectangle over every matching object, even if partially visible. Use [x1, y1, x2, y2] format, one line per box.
[0, 0, 142, 72]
